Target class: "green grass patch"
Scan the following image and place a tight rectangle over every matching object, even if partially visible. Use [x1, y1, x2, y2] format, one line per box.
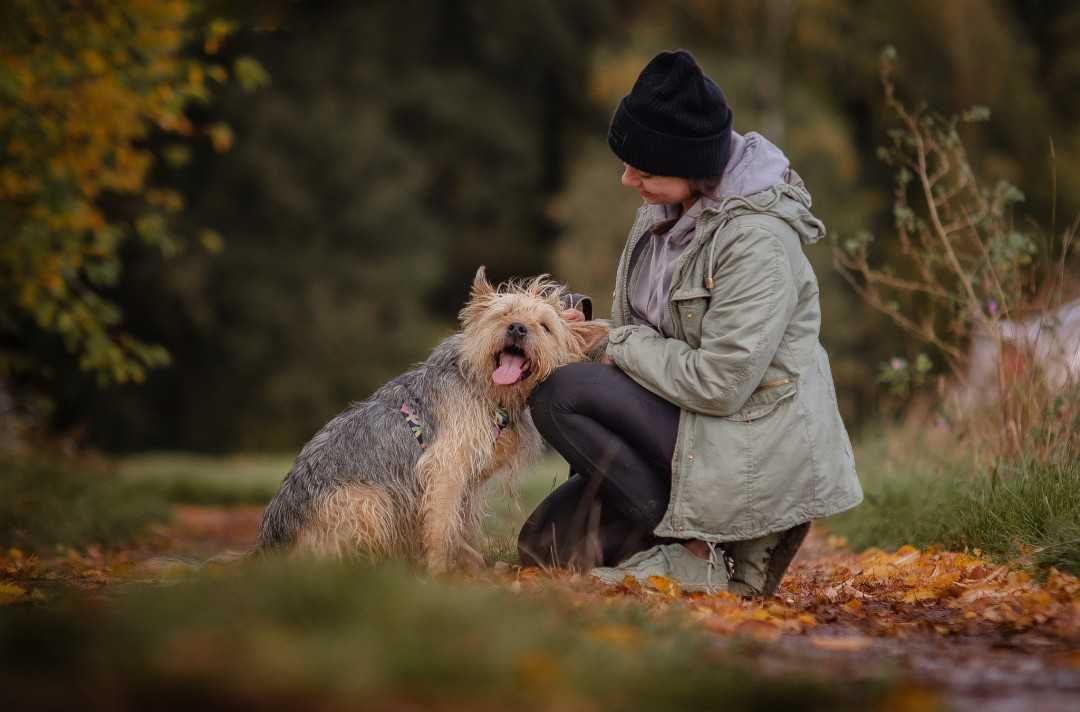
[827, 433, 1080, 574]
[483, 453, 568, 562]
[117, 452, 291, 506]
[0, 458, 171, 551]
[0, 558, 894, 710]
[1, 449, 566, 559]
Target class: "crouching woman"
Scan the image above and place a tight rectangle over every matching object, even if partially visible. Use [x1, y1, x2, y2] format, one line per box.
[518, 50, 863, 596]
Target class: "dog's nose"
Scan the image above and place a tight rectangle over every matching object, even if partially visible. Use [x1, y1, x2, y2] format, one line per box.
[506, 322, 528, 339]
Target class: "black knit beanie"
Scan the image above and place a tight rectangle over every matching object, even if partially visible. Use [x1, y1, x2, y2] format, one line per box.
[608, 50, 734, 178]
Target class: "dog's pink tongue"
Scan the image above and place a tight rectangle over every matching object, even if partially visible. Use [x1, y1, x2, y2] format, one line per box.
[492, 352, 526, 385]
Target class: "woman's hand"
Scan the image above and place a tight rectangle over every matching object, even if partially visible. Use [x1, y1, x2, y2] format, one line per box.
[583, 329, 612, 364]
[561, 307, 613, 365]
[560, 308, 586, 323]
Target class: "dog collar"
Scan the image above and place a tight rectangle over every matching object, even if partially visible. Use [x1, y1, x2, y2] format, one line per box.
[401, 402, 511, 447]
[493, 407, 512, 440]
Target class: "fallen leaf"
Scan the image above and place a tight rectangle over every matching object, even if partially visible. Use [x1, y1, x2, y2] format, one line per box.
[646, 575, 681, 597]
[808, 635, 873, 652]
[0, 582, 27, 604]
[587, 624, 640, 647]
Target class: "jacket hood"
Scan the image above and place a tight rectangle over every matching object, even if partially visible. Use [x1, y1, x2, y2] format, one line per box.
[705, 132, 826, 246]
[715, 131, 790, 198]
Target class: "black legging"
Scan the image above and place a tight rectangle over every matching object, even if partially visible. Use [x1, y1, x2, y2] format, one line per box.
[518, 362, 680, 569]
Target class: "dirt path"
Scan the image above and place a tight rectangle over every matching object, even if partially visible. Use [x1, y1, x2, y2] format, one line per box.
[501, 525, 1080, 710]
[3, 507, 1078, 710]
[748, 533, 1080, 711]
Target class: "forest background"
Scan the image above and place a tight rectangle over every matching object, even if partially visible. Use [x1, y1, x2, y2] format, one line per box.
[4, 0, 1080, 453]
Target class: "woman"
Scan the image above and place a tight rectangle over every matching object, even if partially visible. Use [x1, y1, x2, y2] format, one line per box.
[517, 50, 862, 596]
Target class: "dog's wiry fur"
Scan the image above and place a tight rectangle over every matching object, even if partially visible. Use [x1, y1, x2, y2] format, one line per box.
[256, 267, 606, 571]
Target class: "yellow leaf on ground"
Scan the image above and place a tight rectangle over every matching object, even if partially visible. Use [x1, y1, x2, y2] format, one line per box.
[902, 588, 940, 604]
[618, 575, 642, 593]
[880, 687, 941, 712]
[515, 651, 558, 689]
[587, 624, 640, 648]
[862, 564, 898, 582]
[736, 620, 783, 641]
[0, 582, 27, 604]
[808, 635, 873, 652]
[646, 575, 681, 597]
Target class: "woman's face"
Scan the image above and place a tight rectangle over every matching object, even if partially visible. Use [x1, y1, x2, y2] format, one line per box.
[620, 163, 693, 205]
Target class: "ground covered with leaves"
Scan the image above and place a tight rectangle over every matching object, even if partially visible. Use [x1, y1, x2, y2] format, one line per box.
[2, 451, 1079, 710]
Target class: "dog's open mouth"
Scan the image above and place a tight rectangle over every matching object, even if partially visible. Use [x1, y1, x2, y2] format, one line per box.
[492, 344, 531, 386]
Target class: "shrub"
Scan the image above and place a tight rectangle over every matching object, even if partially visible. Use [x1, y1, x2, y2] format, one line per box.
[833, 48, 1078, 466]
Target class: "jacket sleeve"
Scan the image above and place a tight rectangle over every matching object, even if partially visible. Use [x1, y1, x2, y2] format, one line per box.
[605, 227, 796, 417]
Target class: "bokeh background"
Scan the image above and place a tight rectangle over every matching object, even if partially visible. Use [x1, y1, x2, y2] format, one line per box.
[5, 0, 1080, 453]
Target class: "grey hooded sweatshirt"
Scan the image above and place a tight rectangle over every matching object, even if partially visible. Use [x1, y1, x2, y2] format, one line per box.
[630, 131, 793, 337]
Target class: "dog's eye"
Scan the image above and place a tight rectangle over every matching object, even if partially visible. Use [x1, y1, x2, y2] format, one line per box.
[541, 323, 552, 333]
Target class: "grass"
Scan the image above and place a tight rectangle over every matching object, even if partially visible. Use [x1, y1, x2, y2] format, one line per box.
[826, 430, 1080, 575]
[1, 448, 573, 562]
[8, 429, 1080, 578]
[117, 452, 292, 506]
[0, 557, 894, 711]
[119, 449, 572, 563]
[1, 452, 899, 710]
[0, 457, 172, 551]
[482, 453, 569, 561]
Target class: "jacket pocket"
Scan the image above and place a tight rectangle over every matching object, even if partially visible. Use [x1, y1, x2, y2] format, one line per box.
[671, 287, 710, 347]
[724, 380, 798, 422]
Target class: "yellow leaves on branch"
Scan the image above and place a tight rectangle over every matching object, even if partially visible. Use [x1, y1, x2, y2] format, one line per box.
[1, 1, 200, 206]
[0, 0, 262, 381]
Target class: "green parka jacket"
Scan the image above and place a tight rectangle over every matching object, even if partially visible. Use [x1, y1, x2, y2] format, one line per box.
[606, 172, 863, 542]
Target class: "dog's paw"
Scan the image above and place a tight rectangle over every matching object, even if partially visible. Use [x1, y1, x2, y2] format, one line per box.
[457, 542, 487, 572]
[424, 550, 452, 574]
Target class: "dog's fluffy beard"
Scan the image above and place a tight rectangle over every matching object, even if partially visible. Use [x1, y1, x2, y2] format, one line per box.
[458, 267, 607, 410]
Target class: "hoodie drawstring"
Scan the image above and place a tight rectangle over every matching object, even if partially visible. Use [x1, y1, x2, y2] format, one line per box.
[705, 541, 722, 594]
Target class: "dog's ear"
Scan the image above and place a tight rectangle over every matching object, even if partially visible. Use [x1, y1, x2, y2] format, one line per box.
[471, 266, 494, 300]
[460, 266, 497, 327]
[565, 320, 609, 359]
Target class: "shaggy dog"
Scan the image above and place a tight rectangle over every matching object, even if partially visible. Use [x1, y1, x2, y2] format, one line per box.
[255, 267, 606, 571]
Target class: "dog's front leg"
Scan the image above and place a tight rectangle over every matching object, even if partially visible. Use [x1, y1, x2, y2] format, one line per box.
[457, 487, 487, 571]
[418, 446, 476, 573]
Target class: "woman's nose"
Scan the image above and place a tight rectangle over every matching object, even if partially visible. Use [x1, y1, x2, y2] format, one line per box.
[620, 165, 639, 187]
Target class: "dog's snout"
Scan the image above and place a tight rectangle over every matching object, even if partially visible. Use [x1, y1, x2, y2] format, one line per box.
[506, 322, 528, 339]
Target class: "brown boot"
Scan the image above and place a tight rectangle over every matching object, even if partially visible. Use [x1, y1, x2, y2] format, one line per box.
[726, 522, 811, 597]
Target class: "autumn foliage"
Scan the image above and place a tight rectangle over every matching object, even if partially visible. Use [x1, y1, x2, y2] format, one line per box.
[0, 0, 262, 384]
[502, 532, 1080, 651]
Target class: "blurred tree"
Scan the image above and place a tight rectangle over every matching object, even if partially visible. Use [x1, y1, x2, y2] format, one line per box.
[18, 0, 1080, 450]
[0, 0, 261, 389]
[557, 0, 1080, 426]
[48, 0, 616, 450]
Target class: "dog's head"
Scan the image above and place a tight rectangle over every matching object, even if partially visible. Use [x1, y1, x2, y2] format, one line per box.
[458, 266, 607, 408]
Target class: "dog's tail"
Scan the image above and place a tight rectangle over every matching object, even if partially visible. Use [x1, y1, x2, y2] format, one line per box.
[135, 548, 252, 578]
[253, 464, 316, 552]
